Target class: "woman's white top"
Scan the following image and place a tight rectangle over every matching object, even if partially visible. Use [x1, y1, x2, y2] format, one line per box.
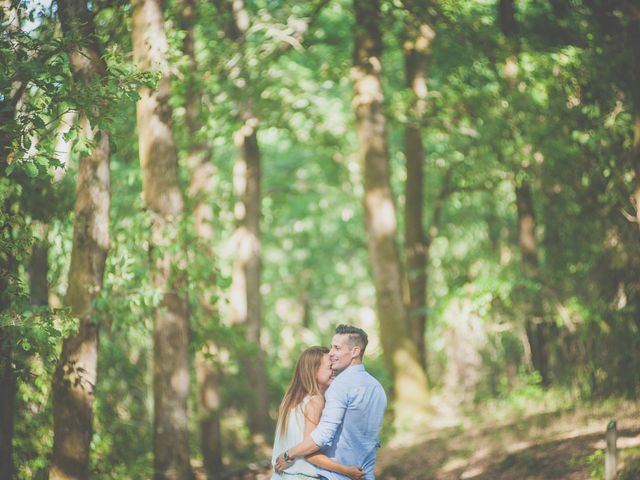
[271, 395, 320, 479]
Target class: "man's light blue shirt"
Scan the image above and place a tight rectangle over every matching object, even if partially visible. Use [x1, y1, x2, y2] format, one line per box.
[310, 364, 387, 480]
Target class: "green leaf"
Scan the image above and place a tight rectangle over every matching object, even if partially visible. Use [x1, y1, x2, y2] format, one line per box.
[64, 128, 78, 142]
[35, 156, 50, 167]
[24, 162, 39, 178]
[32, 116, 46, 129]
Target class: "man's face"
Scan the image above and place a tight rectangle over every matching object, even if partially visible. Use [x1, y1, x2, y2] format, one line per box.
[329, 334, 358, 374]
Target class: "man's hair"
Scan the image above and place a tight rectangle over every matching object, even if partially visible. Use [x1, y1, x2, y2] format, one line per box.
[335, 324, 368, 358]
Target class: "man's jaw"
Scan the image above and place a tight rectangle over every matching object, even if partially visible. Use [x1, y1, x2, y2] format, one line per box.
[330, 360, 339, 374]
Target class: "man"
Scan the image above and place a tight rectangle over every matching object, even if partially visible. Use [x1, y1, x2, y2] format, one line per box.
[275, 324, 387, 479]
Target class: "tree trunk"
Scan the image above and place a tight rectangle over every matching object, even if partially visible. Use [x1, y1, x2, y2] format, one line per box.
[214, 0, 270, 439]
[196, 355, 223, 475]
[0, 333, 16, 480]
[499, 0, 550, 386]
[49, 1, 110, 478]
[634, 109, 640, 231]
[177, 0, 224, 473]
[403, 16, 434, 374]
[352, 0, 429, 425]
[515, 182, 549, 384]
[0, 1, 24, 164]
[631, 19, 640, 231]
[0, 4, 21, 475]
[29, 222, 49, 307]
[0, 254, 17, 480]
[229, 113, 270, 437]
[132, 0, 191, 478]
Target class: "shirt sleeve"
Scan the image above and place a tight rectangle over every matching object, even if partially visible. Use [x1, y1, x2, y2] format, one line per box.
[310, 380, 348, 447]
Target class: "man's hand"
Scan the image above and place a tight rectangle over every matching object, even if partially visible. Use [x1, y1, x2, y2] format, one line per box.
[274, 453, 290, 473]
[346, 466, 365, 480]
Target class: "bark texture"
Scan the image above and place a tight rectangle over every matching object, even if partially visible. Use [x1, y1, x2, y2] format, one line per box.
[177, 0, 223, 472]
[132, 0, 191, 477]
[403, 15, 434, 373]
[50, 1, 110, 477]
[353, 0, 429, 424]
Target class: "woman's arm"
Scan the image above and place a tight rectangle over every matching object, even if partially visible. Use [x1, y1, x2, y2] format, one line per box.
[303, 396, 364, 480]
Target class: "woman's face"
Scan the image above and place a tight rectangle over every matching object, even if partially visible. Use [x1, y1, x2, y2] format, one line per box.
[316, 354, 334, 390]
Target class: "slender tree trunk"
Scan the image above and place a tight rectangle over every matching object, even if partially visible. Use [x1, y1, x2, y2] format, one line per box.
[214, 0, 270, 438]
[229, 113, 270, 436]
[515, 182, 549, 384]
[353, 0, 429, 425]
[196, 356, 223, 475]
[301, 285, 311, 329]
[633, 110, 640, 231]
[132, 1, 191, 478]
[49, 1, 110, 477]
[0, 337, 16, 480]
[630, 19, 640, 231]
[403, 17, 434, 374]
[177, 0, 224, 473]
[0, 1, 24, 164]
[0, 5, 21, 475]
[0, 254, 17, 480]
[499, 0, 550, 385]
[29, 222, 49, 307]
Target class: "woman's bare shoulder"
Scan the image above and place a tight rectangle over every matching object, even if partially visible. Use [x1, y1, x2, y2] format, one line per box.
[304, 394, 325, 425]
[305, 394, 325, 411]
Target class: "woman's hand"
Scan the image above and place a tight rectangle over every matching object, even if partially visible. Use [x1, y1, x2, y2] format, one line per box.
[274, 453, 289, 473]
[345, 466, 365, 480]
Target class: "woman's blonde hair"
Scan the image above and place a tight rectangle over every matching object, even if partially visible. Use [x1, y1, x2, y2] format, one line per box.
[277, 346, 329, 436]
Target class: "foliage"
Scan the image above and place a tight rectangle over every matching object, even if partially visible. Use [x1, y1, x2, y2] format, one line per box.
[4, 0, 640, 476]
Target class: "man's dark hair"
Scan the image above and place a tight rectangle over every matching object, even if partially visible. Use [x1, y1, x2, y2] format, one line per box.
[335, 324, 368, 358]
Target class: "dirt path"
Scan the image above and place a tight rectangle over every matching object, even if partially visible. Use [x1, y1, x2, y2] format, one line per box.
[376, 401, 640, 479]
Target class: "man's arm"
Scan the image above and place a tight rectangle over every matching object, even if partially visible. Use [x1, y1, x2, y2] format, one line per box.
[273, 428, 321, 473]
[308, 379, 348, 447]
[303, 397, 363, 480]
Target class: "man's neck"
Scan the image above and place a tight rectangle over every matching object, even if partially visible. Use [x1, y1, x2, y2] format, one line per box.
[337, 360, 362, 375]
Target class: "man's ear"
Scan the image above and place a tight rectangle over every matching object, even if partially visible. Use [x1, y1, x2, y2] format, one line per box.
[352, 346, 361, 359]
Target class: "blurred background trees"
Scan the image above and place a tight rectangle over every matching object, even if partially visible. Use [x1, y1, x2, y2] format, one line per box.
[1, 0, 639, 478]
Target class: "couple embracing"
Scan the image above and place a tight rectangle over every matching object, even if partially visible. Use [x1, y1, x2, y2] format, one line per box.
[271, 325, 387, 480]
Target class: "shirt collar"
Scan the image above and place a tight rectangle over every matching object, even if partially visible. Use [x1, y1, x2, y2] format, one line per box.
[342, 363, 365, 374]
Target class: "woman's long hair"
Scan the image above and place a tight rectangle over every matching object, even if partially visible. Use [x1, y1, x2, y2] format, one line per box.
[277, 346, 329, 436]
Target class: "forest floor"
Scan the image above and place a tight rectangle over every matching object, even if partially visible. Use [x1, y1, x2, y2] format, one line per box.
[375, 396, 640, 480]
[220, 396, 640, 480]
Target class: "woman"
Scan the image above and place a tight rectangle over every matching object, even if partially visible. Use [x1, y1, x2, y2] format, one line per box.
[271, 346, 364, 480]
